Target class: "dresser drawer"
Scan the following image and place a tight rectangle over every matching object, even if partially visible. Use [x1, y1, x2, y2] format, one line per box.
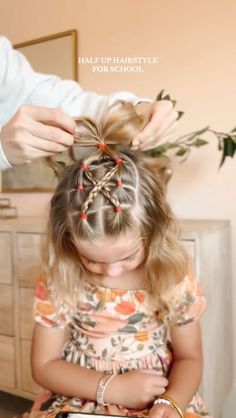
[17, 233, 44, 287]
[0, 335, 15, 388]
[0, 232, 12, 284]
[20, 339, 39, 395]
[0, 284, 14, 336]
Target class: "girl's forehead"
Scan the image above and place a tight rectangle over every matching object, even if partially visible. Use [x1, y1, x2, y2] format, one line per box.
[76, 232, 144, 261]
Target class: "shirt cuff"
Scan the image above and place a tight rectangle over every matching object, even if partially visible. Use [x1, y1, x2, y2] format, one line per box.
[0, 128, 13, 170]
[133, 98, 153, 105]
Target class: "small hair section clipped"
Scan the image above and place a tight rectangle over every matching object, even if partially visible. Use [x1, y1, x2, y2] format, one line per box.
[77, 183, 84, 190]
[80, 162, 89, 171]
[97, 143, 107, 149]
[116, 181, 123, 187]
[80, 213, 88, 220]
[115, 157, 123, 165]
[114, 206, 122, 213]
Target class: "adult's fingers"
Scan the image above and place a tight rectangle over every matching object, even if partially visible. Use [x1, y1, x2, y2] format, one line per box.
[139, 120, 178, 151]
[138, 107, 178, 149]
[17, 105, 76, 134]
[134, 101, 174, 143]
[26, 136, 68, 155]
[29, 120, 74, 149]
[148, 110, 178, 141]
[22, 146, 67, 163]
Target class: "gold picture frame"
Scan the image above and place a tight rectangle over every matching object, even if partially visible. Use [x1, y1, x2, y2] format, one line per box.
[2, 30, 78, 192]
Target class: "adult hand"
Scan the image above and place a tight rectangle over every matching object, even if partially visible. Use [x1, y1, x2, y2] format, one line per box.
[133, 100, 178, 151]
[149, 403, 180, 418]
[105, 369, 168, 410]
[0, 104, 76, 165]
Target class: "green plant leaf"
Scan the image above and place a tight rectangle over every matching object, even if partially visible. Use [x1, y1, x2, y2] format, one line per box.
[151, 144, 169, 154]
[166, 143, 180, 149]
[224, 137, 236, 157]
[177, 111, 184, 120]
[192, 139, 209, 147]
[195, 126, 209, 136]
[218, 139, 223, 151]
[175, 148, 188, 156]
[163, 94, 171, 101]
[219, 137, 236, 167]
[156, 90, 165, 101]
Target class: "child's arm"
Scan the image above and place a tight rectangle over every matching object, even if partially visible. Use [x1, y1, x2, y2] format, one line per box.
[32, 323, 104, 400]
[32, 323, 168, 409]
[150, 321, 203, 418]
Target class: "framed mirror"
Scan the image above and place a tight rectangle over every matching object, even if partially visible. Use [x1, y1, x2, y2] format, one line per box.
[1, 30, 78, 192]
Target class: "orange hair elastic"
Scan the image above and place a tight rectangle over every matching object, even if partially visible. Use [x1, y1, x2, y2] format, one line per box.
[115, 157, 123, 165]
[97, 143, 107, 149]
[80, 162, 89, 171]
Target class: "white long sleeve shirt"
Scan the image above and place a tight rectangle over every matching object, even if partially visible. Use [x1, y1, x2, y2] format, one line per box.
[0, 36, 151, 170]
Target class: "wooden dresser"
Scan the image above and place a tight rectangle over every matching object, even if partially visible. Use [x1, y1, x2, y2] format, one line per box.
[0, 217, 232, 418]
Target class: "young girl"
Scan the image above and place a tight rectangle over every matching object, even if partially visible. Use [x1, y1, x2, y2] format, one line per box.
[29, 101, 213, 418]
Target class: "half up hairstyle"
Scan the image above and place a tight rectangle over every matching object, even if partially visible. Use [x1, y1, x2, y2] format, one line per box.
[45, 100, 190, 317]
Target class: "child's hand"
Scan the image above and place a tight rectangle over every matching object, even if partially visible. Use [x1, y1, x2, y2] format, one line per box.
[149, 403, 180, 418]
[105, 369, 168, 409]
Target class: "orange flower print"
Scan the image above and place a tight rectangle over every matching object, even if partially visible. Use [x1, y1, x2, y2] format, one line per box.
[35, 302, 56, 316]
[135, 332, 149, 342]
[113, 289, 127, 296]
[96, 290, 116, 302]
[135, 291, 145, 303]
[115, 301, 136, 315]
[35, 282, 49, 301]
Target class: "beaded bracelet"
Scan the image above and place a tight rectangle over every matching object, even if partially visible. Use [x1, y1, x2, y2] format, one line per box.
[96, 372, 116, 406]
[154, 394, 184, 418]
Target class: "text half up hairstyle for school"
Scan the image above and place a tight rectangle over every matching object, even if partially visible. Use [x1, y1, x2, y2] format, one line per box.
[45, 100, 190, 315]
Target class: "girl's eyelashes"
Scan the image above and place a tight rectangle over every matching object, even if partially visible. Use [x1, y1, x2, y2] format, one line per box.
[87, 259, 97, 265]
[125, 255, 136, 262]
[84, 255, 137, 264]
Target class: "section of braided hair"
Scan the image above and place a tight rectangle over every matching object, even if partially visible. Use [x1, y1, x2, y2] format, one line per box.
[65, 100, 147, 238]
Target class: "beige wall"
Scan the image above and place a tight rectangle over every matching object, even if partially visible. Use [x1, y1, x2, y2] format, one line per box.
[1, 0, 236, 379]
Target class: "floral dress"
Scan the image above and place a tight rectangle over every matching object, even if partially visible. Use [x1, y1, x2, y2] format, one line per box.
[32, 273, 213, 418]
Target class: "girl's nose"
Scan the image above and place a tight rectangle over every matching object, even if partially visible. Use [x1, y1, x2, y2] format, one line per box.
[103, 264, 122, 277]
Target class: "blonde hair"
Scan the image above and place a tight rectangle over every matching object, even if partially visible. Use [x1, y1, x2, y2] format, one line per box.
[45, 100, 190, 317]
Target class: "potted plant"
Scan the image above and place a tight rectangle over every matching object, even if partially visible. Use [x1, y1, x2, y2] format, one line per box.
[144, 90, 236, 184]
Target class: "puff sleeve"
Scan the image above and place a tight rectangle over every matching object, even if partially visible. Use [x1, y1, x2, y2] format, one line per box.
[33, 274, 72, 328]
[171, 273, 206, 326]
